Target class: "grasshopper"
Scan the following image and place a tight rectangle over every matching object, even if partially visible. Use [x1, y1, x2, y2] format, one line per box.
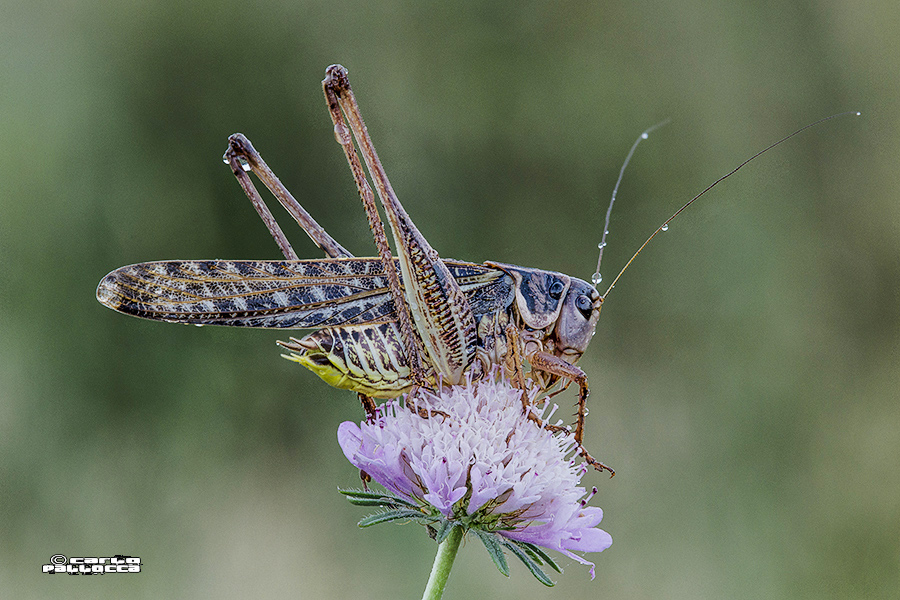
[97, 65, 608, 469]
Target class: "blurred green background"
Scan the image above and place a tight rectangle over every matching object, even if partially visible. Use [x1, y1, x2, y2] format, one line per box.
[2, 1, 897, 598]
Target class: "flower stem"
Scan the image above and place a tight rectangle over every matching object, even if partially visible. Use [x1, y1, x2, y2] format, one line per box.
[421, 526, 463, 600]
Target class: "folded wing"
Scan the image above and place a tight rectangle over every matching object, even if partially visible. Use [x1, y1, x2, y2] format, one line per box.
[97, 258, 511, 329]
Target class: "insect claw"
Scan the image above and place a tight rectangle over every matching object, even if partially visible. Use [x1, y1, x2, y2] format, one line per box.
[580, 448, 615, 478]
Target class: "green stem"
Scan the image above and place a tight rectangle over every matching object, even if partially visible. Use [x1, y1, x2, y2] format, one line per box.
[421, 526, 464, 600]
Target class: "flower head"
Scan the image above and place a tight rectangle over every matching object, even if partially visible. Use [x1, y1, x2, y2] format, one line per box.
[338, 373, 612, 582]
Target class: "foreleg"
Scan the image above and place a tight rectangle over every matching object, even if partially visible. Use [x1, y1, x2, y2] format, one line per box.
[528, 351, 614, 476]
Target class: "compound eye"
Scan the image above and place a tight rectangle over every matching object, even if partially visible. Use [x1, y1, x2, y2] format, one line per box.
[575, 294, 593, 319]
[549, 280, 565, 299]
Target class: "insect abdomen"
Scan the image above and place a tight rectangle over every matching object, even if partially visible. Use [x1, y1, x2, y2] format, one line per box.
[279, 323, 416, 398]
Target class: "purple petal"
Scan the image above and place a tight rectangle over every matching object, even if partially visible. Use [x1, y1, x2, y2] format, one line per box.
[337, 421, 417, 501]
[565, 527, 613, 553]
[557, 549, 598, 580]
[337, 422, 363, 464]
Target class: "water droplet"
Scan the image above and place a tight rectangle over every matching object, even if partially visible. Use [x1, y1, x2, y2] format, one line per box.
[233, 157, 251, 172]
[856, 111, 861, 116]
[194, 323, 204, 328]
[591, 272, 602, 285]
[661, 223, 669, 231]
[597, 242, 606, 249]
[222, 156, 229, 165]
[641, 132, 648, 139]
[334, 122, 352, 145]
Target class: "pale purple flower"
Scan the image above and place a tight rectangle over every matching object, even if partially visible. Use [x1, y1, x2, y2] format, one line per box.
[338, 374, 612, 580]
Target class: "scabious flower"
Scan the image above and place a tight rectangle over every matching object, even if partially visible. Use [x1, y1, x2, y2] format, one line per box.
[337, 373, 612, 585]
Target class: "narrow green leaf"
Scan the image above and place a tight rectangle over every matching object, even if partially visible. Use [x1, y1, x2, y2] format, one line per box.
[358, 509, 424, 528]
[502, 540, 555, 587]
[517, 541, 561, 574]
[339, 489, 417, 508]
[516, 542, 544, 565]
[345, 497, 401, 507]
[474, 530, 510, 577]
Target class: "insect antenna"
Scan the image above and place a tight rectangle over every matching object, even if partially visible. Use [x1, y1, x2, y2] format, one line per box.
[600, 111, 860, 301]
[592, 119, 670, 288]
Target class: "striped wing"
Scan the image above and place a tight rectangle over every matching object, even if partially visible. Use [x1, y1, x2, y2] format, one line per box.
[97, 258, 512, 329]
